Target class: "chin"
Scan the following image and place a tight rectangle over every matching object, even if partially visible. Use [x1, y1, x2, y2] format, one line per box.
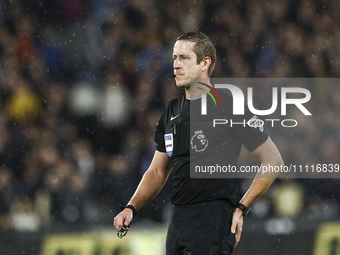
[175, 78, 190, 89]
[176, 82, 190, 90]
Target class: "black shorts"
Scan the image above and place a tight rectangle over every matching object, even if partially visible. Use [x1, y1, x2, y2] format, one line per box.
[166, 200, 235, 255]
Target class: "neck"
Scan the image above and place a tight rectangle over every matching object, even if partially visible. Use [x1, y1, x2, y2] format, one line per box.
[185, 78, 211, 100]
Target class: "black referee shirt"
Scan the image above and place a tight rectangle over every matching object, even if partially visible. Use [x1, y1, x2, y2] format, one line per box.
[155, 90, 268, 206]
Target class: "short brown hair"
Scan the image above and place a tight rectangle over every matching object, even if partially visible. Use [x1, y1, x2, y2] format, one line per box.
[176, 31, 216, 76]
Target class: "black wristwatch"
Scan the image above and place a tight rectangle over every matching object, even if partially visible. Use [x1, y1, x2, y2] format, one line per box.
[236, 202, 251, 216]
[121, 205, 138, 218]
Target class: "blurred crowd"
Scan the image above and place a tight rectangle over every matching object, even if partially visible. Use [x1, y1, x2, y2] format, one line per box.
[0, 0, 339, 237]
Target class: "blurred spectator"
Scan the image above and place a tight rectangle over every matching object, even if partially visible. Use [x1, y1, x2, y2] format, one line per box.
[90, 151, 112, 208]
[100, 70, 131, 128]
[273, 179, 305, 218]
[0, 166, 12, 235]
[40, 29, 62, 76]
[15, 15, 37, 70]
[107, 155, 132, 207]
[6, 79, 42, 122]
[70, 139, 95, 180]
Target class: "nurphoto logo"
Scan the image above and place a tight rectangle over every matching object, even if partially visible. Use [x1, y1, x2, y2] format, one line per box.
[201, 84, 312, 116]
[194, 80, 313, 129]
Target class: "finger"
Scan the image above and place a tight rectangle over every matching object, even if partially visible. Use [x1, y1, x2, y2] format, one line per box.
[123, 217, 132, 227]
[119, 224, 130, 233]
[231, 221, 236, 234]
[121, 208, 134, 227]
[113, 219, 120, 231]
[230, 214, 238, 234]
[113, 215, 124, 231]
[234, 222, 243, 248]
[234, 229, 240, 248]
[234, 236, 239, 248]
[234, 233, 241, 247]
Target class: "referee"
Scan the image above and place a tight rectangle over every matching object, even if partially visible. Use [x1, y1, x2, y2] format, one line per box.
[113, 31, 283, 254]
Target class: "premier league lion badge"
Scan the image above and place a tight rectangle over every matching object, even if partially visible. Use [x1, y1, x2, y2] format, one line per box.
[191, 130, 208, 152]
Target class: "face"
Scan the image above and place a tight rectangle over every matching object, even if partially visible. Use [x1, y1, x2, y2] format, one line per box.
[173, 40, 206, 89]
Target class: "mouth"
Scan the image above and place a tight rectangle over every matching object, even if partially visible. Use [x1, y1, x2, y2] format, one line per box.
[175, 74, 184, 77]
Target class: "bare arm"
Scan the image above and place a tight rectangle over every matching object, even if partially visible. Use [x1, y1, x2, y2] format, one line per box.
[113, 150, 172, 231]
[231, 137, 283, 247]
[239, 137, 283, 207]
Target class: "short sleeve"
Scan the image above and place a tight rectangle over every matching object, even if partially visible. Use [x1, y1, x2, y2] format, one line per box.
[154, 112, 166, 152]
[231, 107, 268, 152]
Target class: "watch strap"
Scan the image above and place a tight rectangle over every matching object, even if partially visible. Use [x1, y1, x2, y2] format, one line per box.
[236, 202, 250, 216]
[121, 205, 138, 218]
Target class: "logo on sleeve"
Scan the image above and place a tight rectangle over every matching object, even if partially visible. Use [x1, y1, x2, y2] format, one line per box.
[191, 130, 208, 152]
[247, 115, 264, 132]
[164, 133, 173, 157]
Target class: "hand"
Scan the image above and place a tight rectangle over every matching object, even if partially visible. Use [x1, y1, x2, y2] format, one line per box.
[230, 208, 244, 248]
[113, 208, 133, 232]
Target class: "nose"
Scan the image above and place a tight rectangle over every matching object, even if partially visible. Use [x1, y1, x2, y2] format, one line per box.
[174, 58, 181, 70]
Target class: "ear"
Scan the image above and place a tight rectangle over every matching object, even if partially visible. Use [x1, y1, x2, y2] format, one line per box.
[201, 56, 212, 73]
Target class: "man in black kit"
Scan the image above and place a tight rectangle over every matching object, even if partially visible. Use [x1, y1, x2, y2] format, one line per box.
[113, 31, 283, 254]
